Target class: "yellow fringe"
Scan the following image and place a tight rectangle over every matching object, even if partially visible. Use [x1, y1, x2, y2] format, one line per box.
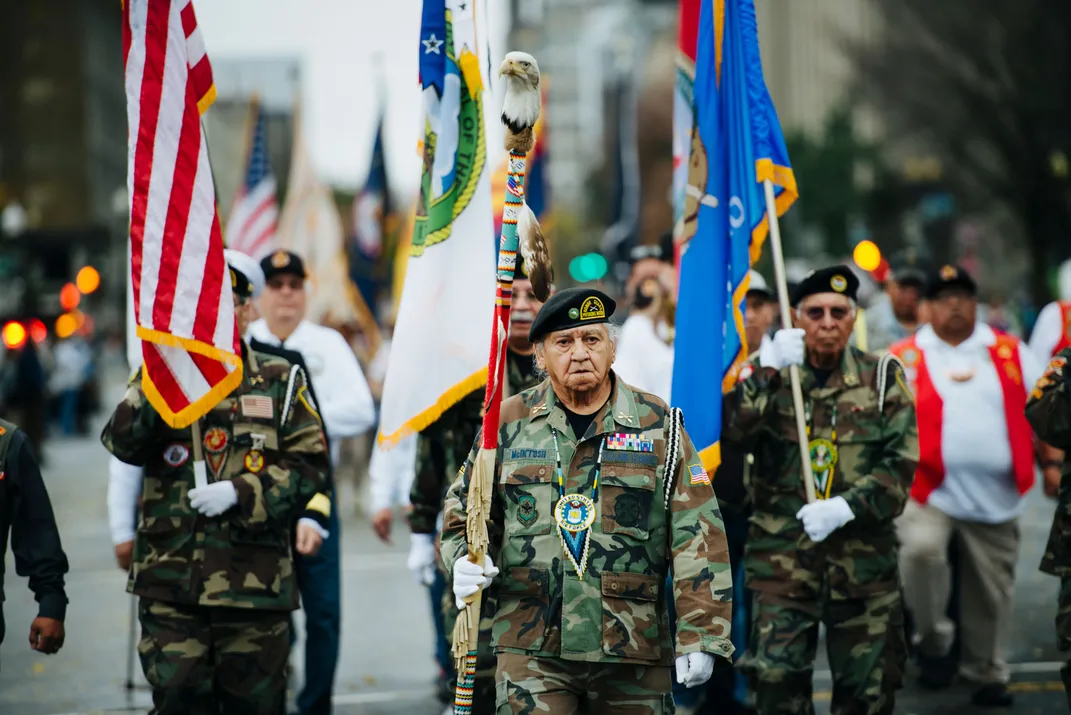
[699, 441, 722, 474]
[197, 83, 217, 116]
[141, 360, 243, 429]
[376, 367, 488, 448]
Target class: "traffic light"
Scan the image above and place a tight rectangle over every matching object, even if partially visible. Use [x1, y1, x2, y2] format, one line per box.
[569, 253, 608, 283]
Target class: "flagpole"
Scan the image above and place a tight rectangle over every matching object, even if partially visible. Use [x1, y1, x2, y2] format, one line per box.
[763, 178, 817, 504]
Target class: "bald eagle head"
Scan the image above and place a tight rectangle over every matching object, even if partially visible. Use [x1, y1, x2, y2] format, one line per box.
[499, 51, 541, 134]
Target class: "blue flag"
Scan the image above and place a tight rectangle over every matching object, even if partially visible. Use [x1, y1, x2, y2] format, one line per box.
[671, 0, 798, 471]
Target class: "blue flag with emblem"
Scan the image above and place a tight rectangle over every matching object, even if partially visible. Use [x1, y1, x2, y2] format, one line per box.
[671, 0, 798, 472]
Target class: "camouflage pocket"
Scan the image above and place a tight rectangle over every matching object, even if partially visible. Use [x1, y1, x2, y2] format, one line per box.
[225, 532, 287, 603]
[134, 517, 194, 594]
[600, 471, 656, 540]
[601, 571, 662, 661]
[503, 465, 554, 537]
[492, 567, 550, 651]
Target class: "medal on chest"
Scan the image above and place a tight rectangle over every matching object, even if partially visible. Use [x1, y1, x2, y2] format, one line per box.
[551, 432, 605, 579]
[202, 426, 230, 480]
[806, 402, 838, 500]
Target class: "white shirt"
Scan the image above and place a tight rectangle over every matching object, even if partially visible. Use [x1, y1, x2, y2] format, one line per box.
[1028, 300, 1066, 362]
[912, 323, 1044, 524]
[248, 319, 377, 465]
[108, 456, 143, 545]
[613, 314, 674, 403]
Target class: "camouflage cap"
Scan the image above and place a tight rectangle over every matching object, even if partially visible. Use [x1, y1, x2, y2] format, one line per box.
[790, 265, 859, 307]
[527, 287, 616, 342]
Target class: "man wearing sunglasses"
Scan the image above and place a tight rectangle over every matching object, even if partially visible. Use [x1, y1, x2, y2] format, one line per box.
[723, 265, 919, 715]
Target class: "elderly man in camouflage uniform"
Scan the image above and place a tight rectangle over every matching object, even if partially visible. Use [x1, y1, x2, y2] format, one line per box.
[1025, 346, 1071, 710]
[407, 261, 548, 709]
[724, 266, 918, 715]
[101, 253, 329, 715]
[440, 287, 735, 714]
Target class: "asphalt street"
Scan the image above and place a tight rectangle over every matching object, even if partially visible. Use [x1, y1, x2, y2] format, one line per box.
[0, 371, 1067, 714]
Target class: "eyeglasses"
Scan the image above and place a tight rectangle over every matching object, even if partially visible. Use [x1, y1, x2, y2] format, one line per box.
[267, 277, 304, 291]
[802, 306, 851, 321]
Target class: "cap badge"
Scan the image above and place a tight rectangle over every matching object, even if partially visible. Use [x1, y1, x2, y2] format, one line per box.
[939, 265, 957, 280]
[579, 297, 606, 321]
[271, 251, 290, 268]
[229, 268, 238, 289]
[830, 275, 847, 292]
[568, 308, 580, 319]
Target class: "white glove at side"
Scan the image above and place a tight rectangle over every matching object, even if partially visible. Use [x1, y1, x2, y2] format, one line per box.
[759, 328, 806, 370]
[452, 554, 499, 610]
[407, 533, 438, 586]
[796, 495, 855, 542]
[675, 652, 715, 688]
[188, 481, 238, 517]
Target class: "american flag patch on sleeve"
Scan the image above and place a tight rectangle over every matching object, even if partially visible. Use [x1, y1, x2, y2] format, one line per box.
[240, 395, 274, 419]
[688, 464, 711, 486]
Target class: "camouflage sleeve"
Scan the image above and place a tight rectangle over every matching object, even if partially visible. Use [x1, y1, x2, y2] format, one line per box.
[438, 428, 504, 572]
[231, 367, 330, 529]
[409, 420, 448, 535]
[721, 366, 782, 449]
[100, 370, 160, 466]
[840, 362, 918, 524]
[1026, 349, 1071, 447]
[669, 424, 735, 661]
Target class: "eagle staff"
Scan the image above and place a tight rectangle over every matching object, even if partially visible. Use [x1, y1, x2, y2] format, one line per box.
[452, 50, 550, 714]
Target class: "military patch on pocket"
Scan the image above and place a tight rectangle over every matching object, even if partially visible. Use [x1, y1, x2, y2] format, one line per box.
[613, 493, 641, 527]
[162, 443, 189, 467]
[517, 494, 537, 525]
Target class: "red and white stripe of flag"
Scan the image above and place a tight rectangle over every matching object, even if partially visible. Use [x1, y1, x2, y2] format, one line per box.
[124, 0, 243, 428]
[226, 179, 279, 260]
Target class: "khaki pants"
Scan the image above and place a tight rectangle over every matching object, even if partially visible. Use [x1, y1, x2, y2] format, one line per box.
[896, 499, 1020, 684]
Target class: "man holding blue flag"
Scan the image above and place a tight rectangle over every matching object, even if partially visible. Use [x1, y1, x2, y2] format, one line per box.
[722, 267, 918, 714]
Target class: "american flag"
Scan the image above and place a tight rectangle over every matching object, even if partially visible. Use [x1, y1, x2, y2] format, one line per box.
[124, 0, 243, 428]
[225, 98, 279, 260]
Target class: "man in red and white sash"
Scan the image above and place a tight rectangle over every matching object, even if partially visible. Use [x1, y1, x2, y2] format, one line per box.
[889, 264, 1046, 708]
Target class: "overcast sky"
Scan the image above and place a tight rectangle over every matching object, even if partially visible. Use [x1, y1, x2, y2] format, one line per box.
[197, 0, 510, 196]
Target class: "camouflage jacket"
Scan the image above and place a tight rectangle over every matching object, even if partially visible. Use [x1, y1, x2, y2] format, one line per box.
[723, 347, 918, 601]
[440, 375, 735, 666]
[409, 350, 541, 535]
[101, 346, 329, 611]
[1025, 348, 1071, 575]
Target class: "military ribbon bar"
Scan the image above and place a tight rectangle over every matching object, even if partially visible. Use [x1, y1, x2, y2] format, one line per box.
[607, 433, 654, 452]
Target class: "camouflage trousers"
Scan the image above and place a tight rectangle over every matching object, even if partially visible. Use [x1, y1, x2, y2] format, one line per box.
[138, 598, 290, 715]
[738, 590, 905, 715]
[442, 575, 498, 715]
[1056, 574, 1071, 710]
[495, 652, 675, 714]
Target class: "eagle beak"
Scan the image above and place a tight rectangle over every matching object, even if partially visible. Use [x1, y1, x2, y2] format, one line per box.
[498, 58, 519, 78]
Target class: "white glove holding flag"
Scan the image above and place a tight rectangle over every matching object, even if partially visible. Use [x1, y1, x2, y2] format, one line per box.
[453, 554, 499, 610]
[759, 328, 806, 370]
[675, 652, 716, 688]
[407, 533, 438, 586]
[796, 496, 855, 542]
[188, 481, 238, 517]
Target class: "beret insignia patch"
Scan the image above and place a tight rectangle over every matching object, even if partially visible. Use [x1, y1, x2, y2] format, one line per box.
[830, 275, 847, 292]
[568, 308, 580, 319]
[580, 297, 606, 321]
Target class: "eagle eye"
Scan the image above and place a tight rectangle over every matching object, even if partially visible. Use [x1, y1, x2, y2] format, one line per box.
[521, 61, 530, 67]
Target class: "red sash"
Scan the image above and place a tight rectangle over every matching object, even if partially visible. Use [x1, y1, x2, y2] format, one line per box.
[889, 333, 1035, 504]
[1055, 301, 1071, 355]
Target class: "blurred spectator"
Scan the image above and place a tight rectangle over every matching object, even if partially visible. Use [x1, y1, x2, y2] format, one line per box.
[49, 336, 92, 437]
[866, 250, 927, 352]
[613, 276, 674, 402]
[0, 341, 48, 461]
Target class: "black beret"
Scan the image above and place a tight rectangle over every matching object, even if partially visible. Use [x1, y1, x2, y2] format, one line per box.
[261, 250, 307, 282]
[229, 266, 252, 300]
[790, 265, 859, 307]
[925, 263, 976, 300]
[528, 287, 616, 342]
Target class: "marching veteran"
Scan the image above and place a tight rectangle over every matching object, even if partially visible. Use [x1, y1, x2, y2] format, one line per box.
[439, 287, 735, 714]
[1025, 344, 1071, 709]
[723, 266, 918, 715]
[101, 252, 330, 715]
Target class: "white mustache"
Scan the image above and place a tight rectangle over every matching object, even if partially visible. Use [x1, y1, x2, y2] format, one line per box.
[511, 311, 536, 323]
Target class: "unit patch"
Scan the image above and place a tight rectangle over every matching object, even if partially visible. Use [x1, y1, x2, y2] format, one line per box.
[517, 494, 538, 525]
[162, 443, 190, 468]
[613, 493, 641, 528]
[244, 450, 265, 474]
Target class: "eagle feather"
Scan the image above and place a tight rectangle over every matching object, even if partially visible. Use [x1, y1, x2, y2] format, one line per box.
[517, 202, 552, 302]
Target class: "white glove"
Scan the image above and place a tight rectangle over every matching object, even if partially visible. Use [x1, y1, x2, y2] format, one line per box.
[407, 533, 438, 586]
[188, 481, 238, 517]
[796, 495, 855, 543]
[675, 652, 715, 688]
[759, 328, 805, 369]
[452, 554, 499, 610]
